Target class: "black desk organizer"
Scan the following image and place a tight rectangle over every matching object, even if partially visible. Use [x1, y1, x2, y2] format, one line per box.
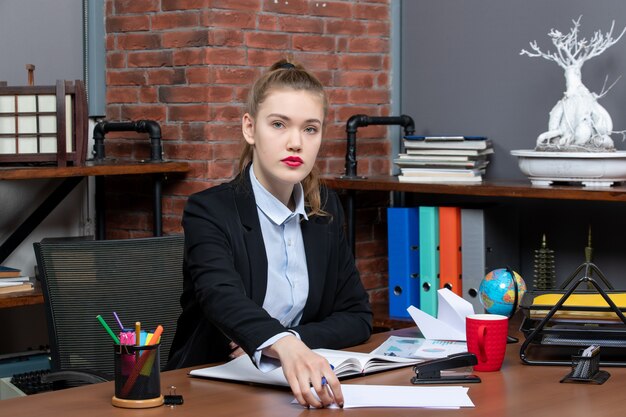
[519, 260, 626, 367]
[560, 347, 610, 384]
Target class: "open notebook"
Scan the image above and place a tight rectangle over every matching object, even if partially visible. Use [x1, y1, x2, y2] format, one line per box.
[189, 348, 422, 387]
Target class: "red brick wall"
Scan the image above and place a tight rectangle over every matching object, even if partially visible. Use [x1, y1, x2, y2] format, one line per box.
[104, 0, 392, 309]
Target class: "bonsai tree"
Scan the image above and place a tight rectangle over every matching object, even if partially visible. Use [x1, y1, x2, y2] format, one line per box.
[521, 17, 626, 151]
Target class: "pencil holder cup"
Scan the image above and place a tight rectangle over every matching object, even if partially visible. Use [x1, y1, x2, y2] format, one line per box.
[112, 343, 164, 408]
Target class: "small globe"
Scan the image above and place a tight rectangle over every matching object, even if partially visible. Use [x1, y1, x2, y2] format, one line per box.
[479, 268, 527, 316]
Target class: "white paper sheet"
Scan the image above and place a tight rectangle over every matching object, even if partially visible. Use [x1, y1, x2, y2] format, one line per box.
[298, 384, 474, 409]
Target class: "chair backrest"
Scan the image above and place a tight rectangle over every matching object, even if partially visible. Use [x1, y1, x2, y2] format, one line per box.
[34, 235, 184, 377]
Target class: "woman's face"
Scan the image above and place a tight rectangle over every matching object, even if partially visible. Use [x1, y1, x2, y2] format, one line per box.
[242, 88, 324, 202]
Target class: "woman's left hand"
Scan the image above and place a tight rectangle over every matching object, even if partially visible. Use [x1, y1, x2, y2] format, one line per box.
[228, 341, 245, 359]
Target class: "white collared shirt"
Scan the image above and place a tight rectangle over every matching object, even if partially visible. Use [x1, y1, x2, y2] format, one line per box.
[249, 164, 309, 369]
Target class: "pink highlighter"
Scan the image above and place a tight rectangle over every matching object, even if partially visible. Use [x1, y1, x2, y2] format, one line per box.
[119, 331, 136, 376]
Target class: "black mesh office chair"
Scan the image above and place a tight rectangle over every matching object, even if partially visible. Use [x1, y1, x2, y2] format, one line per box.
[33, 235, 184, 386]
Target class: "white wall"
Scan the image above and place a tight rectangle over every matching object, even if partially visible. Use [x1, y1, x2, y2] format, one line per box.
[0, 1, 83, 86]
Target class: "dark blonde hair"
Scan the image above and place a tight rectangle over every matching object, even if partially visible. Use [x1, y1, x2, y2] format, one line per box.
[239, 59, 329, 217]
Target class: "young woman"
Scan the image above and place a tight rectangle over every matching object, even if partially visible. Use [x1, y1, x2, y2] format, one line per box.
[167, 60, 373, 408]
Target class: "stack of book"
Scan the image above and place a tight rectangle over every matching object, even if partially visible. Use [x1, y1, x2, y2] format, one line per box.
[394, 136, 493, 183]
[0, 266, 34, 295]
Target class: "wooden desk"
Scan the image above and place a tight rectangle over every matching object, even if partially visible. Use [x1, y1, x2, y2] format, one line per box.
[3, 327, 624, 416]
[0, 160, 189, 308]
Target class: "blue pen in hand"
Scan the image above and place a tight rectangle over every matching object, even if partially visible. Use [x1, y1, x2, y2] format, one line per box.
[321, 364, 335, 386]
[322, 364, 343, 408]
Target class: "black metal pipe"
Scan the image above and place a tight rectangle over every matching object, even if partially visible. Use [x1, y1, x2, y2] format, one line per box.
[342, 114, 415, 254]
[345, 189, 356, 258]
[92, 121, 107, 161]
[153, 177, 162, 237]
[343, 114, 415, 178]
[95, 176, 106, 240]
[92, 120, 163, 161]
[91, 120, 165, 238]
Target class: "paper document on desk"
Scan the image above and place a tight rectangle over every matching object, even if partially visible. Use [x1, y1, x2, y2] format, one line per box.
[408, 288, 475, 341]
[371, 335, 467, 359]
[300, 385, 474, 409]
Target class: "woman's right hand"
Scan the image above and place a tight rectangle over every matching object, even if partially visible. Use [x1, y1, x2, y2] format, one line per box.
[264, 335, 343, 409]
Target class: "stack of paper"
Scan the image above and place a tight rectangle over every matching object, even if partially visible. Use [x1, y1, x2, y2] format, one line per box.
[0, 276, 33, 295]
[306, 384, 474, 409]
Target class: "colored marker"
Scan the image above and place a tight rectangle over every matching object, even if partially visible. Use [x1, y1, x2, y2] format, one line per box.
[96, 315, 120, 344]
[112, 311, 124, 330]
[140, 326, 164, 376]
[148, 325, 163, 345]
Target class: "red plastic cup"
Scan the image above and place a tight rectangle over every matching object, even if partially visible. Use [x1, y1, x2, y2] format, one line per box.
[465, 313, 508, 372]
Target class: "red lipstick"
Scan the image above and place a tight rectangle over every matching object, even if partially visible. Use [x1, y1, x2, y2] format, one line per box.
[282, 156, 303, 167]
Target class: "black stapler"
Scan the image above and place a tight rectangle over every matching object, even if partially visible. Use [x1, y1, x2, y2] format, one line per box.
[411, 352, 481, 385]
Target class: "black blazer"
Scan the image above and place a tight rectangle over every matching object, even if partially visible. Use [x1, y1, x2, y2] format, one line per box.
[166, 167, 372, 369]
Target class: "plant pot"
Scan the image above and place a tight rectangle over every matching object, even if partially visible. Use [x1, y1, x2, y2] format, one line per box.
[510, 149, 626, 186]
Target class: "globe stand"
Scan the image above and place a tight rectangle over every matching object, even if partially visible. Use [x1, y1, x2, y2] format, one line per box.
[480, 267, 524, 344]
[506, 267, 520, 344]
